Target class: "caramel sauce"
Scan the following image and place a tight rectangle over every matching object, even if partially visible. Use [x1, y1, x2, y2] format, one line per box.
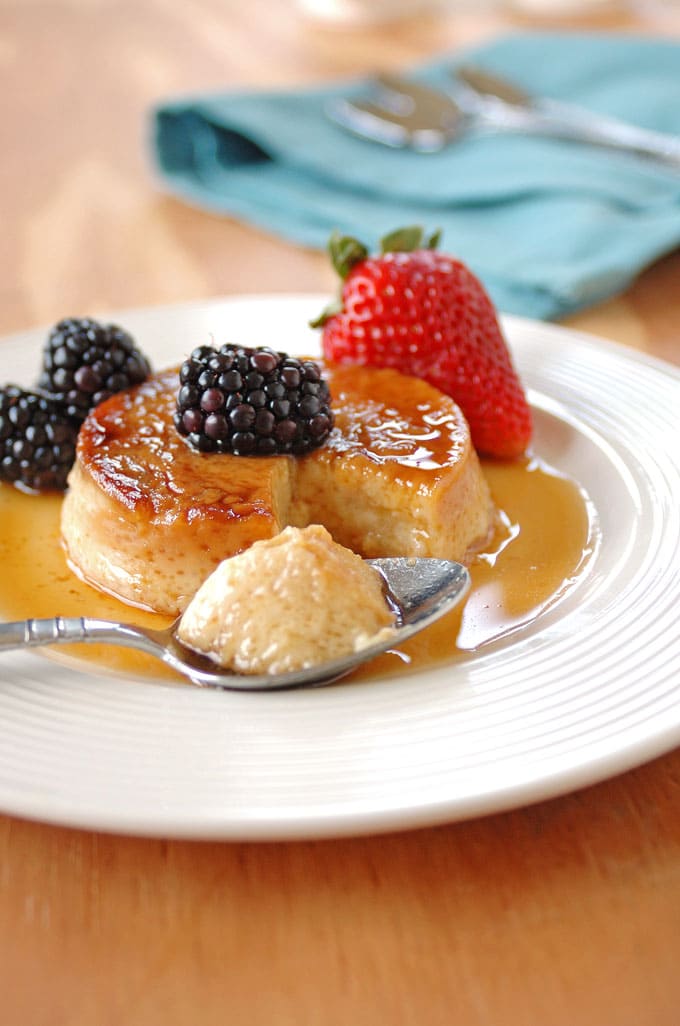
[78, 369, 282, 519]
[369, 456, 596, 679]
[0, 485, 176, 680]
[0, 456, 595, 684]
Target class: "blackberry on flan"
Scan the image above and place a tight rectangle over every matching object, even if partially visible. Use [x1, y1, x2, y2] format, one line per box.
[61, 362, 495, 615]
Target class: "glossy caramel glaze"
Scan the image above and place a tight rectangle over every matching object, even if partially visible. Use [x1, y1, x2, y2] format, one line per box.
[322, 363, 468, 475]
[76, 368, 284, 524]
[77, 362, 473, 515]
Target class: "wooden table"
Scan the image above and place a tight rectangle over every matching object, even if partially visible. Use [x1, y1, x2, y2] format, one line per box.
[2, 3, 680, 1023]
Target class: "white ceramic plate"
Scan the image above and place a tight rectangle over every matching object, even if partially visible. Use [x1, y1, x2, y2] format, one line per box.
[0, 295, 678, 839]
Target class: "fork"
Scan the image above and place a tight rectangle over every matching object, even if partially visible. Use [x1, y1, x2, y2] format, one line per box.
[327, 70, 680, 170]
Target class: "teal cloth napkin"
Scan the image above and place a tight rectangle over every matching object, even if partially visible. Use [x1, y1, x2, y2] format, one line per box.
[151, 33, 680, 320]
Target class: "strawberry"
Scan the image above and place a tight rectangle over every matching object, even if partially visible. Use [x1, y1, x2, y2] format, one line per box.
[312, 227, 532, 460]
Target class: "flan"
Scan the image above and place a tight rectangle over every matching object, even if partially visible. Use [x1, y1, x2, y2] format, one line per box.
[61, 363, 495, 615]
[177, 524, 397, 676]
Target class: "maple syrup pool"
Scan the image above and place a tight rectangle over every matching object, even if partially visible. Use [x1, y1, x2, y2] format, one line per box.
[0, 457, 596, 684]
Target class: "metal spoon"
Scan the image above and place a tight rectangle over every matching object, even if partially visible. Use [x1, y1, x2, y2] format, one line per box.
[329, 71, 574, 151]
[0, 558, 469, 691]
[328, 70, 680, 168]
[327, 75, 465, 152]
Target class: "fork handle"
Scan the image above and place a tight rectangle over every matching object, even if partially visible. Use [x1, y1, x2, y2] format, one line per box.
[0, 617, 144, 651]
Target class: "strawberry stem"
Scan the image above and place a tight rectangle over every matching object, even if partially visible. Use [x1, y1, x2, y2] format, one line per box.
[380, 225, 424, 253]
[310, 225, 442, 329]
[309, 297, 343, 329]
[380, 226, 441, 253]
[328, 231, 368, 281]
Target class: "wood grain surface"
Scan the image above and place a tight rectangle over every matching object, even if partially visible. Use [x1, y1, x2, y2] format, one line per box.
[2, 3, 680, 1024]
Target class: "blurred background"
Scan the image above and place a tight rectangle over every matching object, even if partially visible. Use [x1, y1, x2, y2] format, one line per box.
[3, 0, 679, 361]
[3, 5, 680, 1026]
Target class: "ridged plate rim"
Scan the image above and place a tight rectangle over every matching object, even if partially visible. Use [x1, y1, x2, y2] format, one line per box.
[0, 294, 678, 839]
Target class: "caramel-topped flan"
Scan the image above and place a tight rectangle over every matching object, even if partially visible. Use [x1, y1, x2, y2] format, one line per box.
[61, 363, 494, 615]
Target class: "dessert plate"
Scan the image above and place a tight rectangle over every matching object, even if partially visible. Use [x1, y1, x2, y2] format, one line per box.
[0, 295, 678, 840]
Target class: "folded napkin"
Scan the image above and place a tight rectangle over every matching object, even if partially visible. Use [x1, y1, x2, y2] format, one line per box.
[151, 33, 680, 320]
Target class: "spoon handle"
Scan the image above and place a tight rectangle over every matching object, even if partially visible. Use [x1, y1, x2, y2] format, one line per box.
[0, 617, 149, 651]
[492, 100, 680, 170]
[454, 68, 680, 170]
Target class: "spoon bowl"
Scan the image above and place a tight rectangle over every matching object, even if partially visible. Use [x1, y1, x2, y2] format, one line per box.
[0, 557, 470, 691]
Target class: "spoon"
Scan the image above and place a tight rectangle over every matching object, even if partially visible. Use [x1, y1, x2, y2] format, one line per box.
[0, 558, 469, 691]
[328, 71, 680, 168]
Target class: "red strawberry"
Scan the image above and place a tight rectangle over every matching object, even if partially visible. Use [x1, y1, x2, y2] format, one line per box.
[312, 227, 532, 460]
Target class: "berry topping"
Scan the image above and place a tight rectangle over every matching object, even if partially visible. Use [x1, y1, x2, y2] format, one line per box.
[0, 386, 80, 492]
[38, 316, 152, 421]
[313, 227, 532, 460]
[174, 344, 334, 456]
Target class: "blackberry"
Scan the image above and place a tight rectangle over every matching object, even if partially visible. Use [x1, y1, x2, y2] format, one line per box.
[38, 316, 151, 421]
[174, 344, 334, 456]
[0, 386, 80, 492]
